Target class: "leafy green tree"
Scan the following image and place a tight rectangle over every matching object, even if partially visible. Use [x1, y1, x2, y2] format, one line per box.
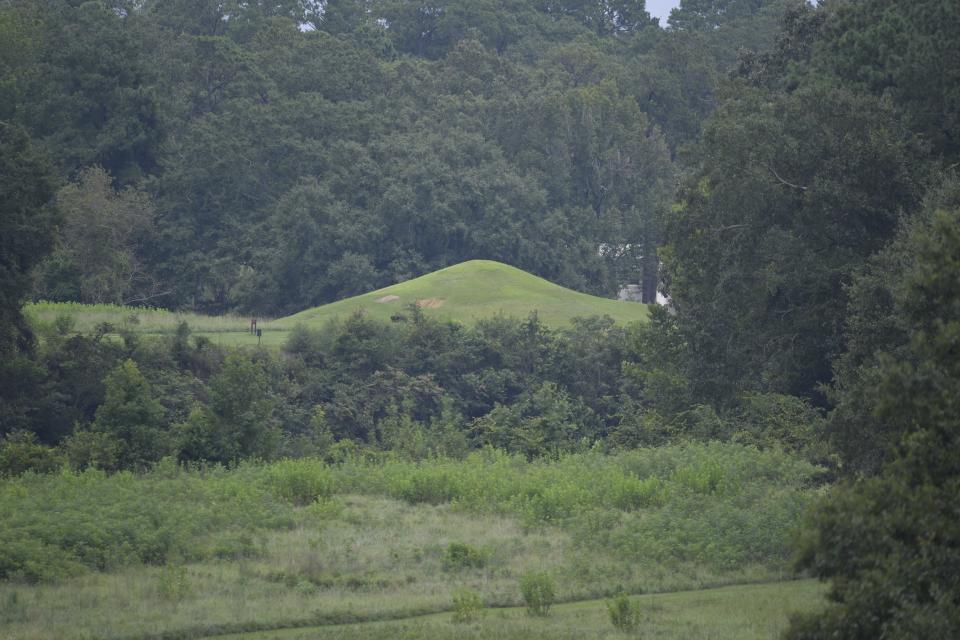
[16, 2, 163, 182]
[0, 431, 61, 477]
[0, 123, 57, 353]
[814, 0, 960, 161]
[786, 183, 960, 640]
[471, 382, 597, 458]
[0, 123, 57, 436]
[36, 166, 157, 305]
[27, 332, 126, 445]
[178, 354, 278, 463]
[203, 352, 279, 459]
[553, 315, 628, 421]
[668, 0, 776, 32]
[370, 0, 543, 58]
[828, 177, 960, 474]
[620, 305, 694, 419]
[628, 32, 719, 153]
[662, 82, 923, 404]
[666, 0, 796, 70]
[90, 359, 169, 470]
[537, 0, 656, 35]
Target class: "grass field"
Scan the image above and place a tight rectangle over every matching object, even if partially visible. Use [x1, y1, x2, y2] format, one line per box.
[22, 301, 255, 339]
[212, 580, 825, 640]
[0, 446, 821, 639]
[25, 261, 649, 347]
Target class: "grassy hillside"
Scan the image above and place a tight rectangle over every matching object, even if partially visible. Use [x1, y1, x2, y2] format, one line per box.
[278, 260, 649, 330]
[26, 261, 649, 346]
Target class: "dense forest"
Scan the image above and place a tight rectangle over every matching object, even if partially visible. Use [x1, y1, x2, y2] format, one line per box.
[1, 0, 959, 637]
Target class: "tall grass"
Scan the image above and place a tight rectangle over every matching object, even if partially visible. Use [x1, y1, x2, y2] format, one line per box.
[23, 301, 257, 335]
[1, 444, 819, 582]
[0, 445, 822, 639]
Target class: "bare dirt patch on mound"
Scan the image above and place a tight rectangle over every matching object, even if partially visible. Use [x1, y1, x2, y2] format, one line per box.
[416, 298, 445, 308]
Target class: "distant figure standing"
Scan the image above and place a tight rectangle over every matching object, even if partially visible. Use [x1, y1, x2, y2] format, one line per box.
[250, 317, 258, 334]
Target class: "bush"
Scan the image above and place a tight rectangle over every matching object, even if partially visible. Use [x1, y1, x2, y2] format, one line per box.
[0, 464, 296, 580]
[607, 591, 643, 633]
[0, 431, 62, 477]
[451, 587, 484, 623]
[443, 542, 489, 570]
[267, 459, 334, 505]
[157, 564, 191, 602]
[519, 570, 555, 616]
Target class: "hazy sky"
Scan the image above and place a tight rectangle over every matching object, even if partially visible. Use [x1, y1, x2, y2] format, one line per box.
[647, 0, 682, 27]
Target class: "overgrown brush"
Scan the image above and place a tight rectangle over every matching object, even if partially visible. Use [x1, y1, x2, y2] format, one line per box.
[443, 542, 489, 570]
[607, 591, 643, 633]
[520, 570, 555, 616]
[451, 587, 484, 623]
[0, 461, 293, 581]
[0, 444, 819, 583]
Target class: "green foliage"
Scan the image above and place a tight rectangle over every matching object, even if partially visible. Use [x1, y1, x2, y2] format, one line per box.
[815, 0, 960, 161]
[443, 542, 490, 571]
[607, 591, 643, 633]
[728, 393, 829, 464]
[669, 0, 788, 32]
[471, 382, 596, 458]
[90, 359, 169, 470]
[0, 462, 294, 581]
[451, 586, 485, 623]
[4, 2, 163, 182]
[0, 443, 818, 584]
[786, 186, 960, 639]
[157, 563, 191, 602]
[35, 167, 156, 305]
[829, 177, 960, 474]
[0, 432, 61, 477]
[178, 354, 278, 464]
[520, 570, 555, 616]
[0, 122, 56, 357]
[266, 459, 335, 506]
[663, 81, 923, 404]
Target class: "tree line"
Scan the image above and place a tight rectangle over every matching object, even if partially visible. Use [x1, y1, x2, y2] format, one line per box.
[2, 0, 960, 636]
[1, 0, 791, 315]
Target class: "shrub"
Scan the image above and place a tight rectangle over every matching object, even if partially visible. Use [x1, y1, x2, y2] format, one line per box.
[267, 459, 334, 505]
[443, 542, 489, 570]
[607, 591, 643, 633]
[210, 530, 260, 560]
[157, 564, 191, 602]
[451, 587, 484, 623]
[60, 430, 121, 472]
[393, 465, 460, 504]
[519, 570, 555, 616]
[0, 431, 62, 477]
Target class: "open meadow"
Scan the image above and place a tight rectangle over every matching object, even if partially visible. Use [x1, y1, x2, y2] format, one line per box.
[0, 444, 824, 639]
[211, 580, 826, 640]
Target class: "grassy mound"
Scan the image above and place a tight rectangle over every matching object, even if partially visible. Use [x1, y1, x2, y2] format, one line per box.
[26, 261, 649, 346]
[278, 260, 648, 330]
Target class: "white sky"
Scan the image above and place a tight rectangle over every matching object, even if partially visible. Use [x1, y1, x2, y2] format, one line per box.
[647, 0, 682, 27]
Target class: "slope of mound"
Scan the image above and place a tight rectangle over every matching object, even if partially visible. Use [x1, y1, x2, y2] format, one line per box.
[277, 260, 649, 329]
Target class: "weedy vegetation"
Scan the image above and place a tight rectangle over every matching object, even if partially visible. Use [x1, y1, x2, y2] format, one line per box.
[0, 444, 822, 639]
